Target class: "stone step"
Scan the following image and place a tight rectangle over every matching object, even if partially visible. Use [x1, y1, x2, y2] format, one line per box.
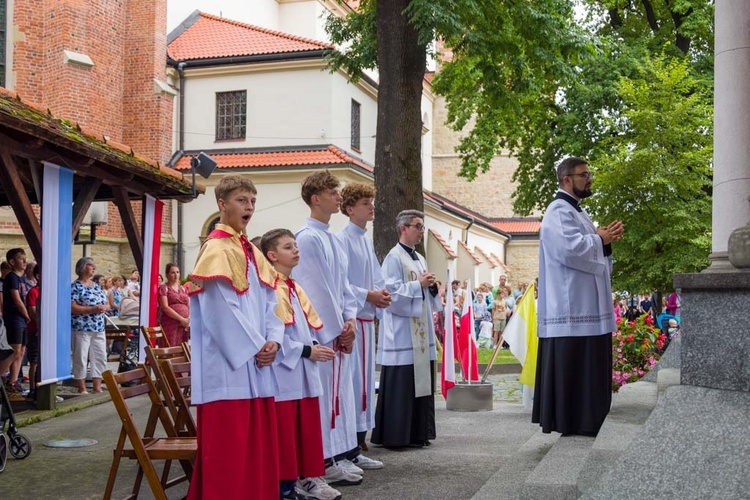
[657, 367, 681, 399]
[519, 434, 595, 500]
[471, 430, 560, 500]
[577, 380, 658, 496]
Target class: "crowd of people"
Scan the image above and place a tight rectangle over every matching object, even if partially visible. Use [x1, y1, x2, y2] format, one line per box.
[0, 252, 192, 401]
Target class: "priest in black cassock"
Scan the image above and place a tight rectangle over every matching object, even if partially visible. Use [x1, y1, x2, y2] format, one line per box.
[532, 157, 624, 436]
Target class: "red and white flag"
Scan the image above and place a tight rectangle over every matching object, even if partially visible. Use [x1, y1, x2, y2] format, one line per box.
[441, 270, 459, 398]
[138, 194, 163, 362]
[459, 279, 480, 381]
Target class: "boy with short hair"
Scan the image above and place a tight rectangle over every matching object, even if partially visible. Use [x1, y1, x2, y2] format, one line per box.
[261, 228, 339, 500]
[292, 171, 363, 492]
[336, 182, 390, 469]
[188, 175, 284, 499]
[1, 248, 30, 398]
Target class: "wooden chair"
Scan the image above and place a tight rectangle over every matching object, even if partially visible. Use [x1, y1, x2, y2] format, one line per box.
[144, 345, 190, 435]
[141, 325, 170, 349]
[181, 342, 191, 361]
[102, 367, 195, 500]
[159, 359, 196, 438]
[105, 329, 130, 362]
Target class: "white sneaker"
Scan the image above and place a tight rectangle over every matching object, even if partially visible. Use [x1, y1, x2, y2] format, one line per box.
[324, 463, 363, 485]
[298, 477, 342, 500]
[337, 458, 364, 475]
[351, 454, 384, 470]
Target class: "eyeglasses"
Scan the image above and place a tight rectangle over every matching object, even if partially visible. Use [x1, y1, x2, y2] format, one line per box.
[568, 172, 593, 180]
[405, 223, 426, 231]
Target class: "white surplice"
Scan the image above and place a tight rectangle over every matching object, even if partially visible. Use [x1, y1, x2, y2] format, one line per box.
[537, 193, 616, 338]
[377, 244, 440, 367]
[191, 265, 284, 404]
[293, 217, 358, 458]
[274, 283, 324, 403]
[336, 221, 383, 432]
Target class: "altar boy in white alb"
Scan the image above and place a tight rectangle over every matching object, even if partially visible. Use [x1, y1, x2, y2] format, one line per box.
[337, 182, 391, 468]
[533, 157, 624, 437]
[292, 171, 364, 489]
[372, 210, 440, 448]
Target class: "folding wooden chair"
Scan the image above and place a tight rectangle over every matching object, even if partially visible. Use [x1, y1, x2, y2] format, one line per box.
[160, 359, 196, 438]
[102, 367, 195, 500]
[105, 329, 130, 362]
[181, 342, 191, 361]
[141, 325, 170, 348]
[144, 345, 190, 435]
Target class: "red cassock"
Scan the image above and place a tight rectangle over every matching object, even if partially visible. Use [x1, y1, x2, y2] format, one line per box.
[275, 397, 325, 480]
[188, 398, 280, 500]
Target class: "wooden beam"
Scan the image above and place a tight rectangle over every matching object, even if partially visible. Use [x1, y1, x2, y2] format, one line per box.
[0, 149, 42, 259]
[112, 186, 143, 271]
[71, 178, 103, 240]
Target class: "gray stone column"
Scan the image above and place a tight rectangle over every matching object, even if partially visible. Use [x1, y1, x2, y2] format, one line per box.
[709, 0, 750, 271]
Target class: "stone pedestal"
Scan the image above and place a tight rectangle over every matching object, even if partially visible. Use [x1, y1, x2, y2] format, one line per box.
[709, 0, 750, 269]
[674, 271, 750, 391]
[446, 382, 493, 411]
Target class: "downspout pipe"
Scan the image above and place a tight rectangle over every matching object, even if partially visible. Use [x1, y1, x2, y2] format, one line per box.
[176, 61, 187, 272]
[463, 217, 474, 244]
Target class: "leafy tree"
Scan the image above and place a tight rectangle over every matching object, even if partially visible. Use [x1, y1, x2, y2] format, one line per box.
[326, 0, 714, 290]
[588, 54, 712, 291]
[326, 0, 583, 258]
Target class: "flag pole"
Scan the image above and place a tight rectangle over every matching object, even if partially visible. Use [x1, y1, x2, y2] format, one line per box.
[481, 335, 503, 383]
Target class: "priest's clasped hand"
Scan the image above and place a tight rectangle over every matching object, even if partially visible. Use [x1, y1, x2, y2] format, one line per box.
[418, 271, 436, 287]
[597, 220, 625, 245]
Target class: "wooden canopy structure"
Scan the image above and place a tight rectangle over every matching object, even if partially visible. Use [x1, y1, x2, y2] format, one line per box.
[0, 88, 201, 269]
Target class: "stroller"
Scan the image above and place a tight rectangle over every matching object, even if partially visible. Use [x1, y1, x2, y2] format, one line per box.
[0, 318, 32, 473]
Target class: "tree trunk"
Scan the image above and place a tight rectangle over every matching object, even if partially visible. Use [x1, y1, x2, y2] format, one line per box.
[373, 0, 428, 261]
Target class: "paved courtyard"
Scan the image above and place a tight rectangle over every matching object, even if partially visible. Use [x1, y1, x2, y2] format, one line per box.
[1, 373, 548, 500]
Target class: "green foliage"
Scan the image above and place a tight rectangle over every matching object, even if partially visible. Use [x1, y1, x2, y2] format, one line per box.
[588, 54, 712, 291]
[325, 0, 715, 291]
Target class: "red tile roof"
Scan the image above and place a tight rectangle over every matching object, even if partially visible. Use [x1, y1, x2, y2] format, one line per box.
[168, 12, 333, 61]
[173, 145, 373, 173]
[474, 246, 498, 268]
[491, 253, 510, 272]
[428, 229, 458, 259]
[490, 218, 541, 234]
[423, 191, 510, 237]
[457, 240, 482, 265]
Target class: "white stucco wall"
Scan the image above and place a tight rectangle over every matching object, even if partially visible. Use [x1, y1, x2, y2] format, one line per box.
[181, 65, 377, 161]
[168, 0, 281, 32]
[329, 76, 377, 164]
[278, 1, 332, 42]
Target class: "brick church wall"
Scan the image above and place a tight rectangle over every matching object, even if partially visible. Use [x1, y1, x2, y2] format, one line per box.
[5, 0, 175, 270]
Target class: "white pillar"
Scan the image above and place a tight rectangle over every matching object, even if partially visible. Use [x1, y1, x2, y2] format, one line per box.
[710, 0, 750, 270]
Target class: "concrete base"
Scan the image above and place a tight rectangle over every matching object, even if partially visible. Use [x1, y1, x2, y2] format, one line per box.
[583, 385, 750, 499]
[674, 271, 750, 391]
[446, 382, 493, 411]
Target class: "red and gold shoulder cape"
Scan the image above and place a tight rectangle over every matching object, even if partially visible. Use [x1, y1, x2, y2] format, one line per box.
[189, 223, 278, 295]
[274, 274, 323, 330]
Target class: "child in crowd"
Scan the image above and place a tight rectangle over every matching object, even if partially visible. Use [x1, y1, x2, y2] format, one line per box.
[25, 264, 41, 400]
[261, 228, 337, 500]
